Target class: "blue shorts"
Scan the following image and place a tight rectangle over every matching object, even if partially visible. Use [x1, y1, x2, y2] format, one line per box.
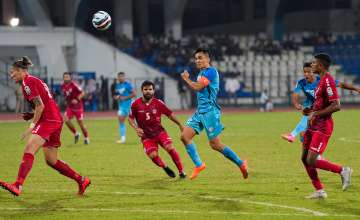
[118, 105, 130, 117]
[186, 110, 224, 140]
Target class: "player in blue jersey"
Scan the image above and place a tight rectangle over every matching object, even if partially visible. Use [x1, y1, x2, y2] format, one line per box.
[114, 72, 136, 144]
[282, 62, 360, 143]
[180, 48, 248, 180]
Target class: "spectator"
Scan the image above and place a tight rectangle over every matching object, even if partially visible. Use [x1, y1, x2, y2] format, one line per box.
[259, 89, 273, 112]
[110, 78, 118, 110]
[100, 75, 109, 110]
[225, 76, 240, 106]
[177, 76, 189, 110]
[14, 84, 24, 113]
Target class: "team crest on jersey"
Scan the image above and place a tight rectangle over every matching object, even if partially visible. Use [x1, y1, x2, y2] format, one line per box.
[24, 86, 31, 95]
[152, 109, 157, 114]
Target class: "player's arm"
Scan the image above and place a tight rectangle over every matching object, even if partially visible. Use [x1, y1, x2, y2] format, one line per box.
[21, 96, 44, 140]
[77, 91, 85, 100]
[291, 92, 302, 110]
[311, 99, 340, 118]
[122, 89, 136, 100]
[338, 82, 360, 93]
[128, 117, 144, 137]
[181, 70, 207, 91]
[167, 114, 184, 132]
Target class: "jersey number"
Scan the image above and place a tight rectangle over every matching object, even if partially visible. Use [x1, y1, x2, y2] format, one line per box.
[146, 112, 150, 120]
[42, 82, 53, 98]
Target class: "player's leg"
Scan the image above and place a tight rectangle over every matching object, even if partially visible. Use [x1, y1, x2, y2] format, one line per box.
[64, 110, 80, 144]
[143, 139, 175, 178]
[160, 133, 185, 178]
[43, 125, 90, 195]
[0, 134, 44, 196]
[117, 107, 127, 143]
[43, 147, 91, 195]
[282, 116, 308, 143]
[306, 132, 352, 191]
[209, 136, 248, 179]
[76, 111, 89, 144]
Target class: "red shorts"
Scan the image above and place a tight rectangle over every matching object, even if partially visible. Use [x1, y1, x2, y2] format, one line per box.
[303, 129, 332, 154]
[32, 121, 63, 148]
[65, 107, 84, 120]
[142, 131, 173, 155]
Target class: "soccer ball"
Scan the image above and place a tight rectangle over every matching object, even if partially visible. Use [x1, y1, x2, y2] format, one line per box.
[92, 11, 111, 31]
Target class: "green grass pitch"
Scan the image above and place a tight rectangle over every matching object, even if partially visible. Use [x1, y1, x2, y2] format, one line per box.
[0, 110, 359, 220]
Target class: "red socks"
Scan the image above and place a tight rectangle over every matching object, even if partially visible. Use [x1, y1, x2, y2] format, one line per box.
[15, 153, 35, 187]
[303, 164, 323, 190]
[315, 159, 342, 174]
[168, 149, 184, 173]
[81, 126, 89, 138]
[151, 156, 166, 168]
[50, 160, 82, 183]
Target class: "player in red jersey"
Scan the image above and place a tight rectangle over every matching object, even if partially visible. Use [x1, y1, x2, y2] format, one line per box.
[61, 72, 90, 144]
[0, 57, 90, 197]
[302, 53, 352, 199]
[128, 80, 186, 178]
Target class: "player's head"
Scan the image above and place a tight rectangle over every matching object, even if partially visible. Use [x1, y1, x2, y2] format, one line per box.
[303, 62, 314, 82]
[10, 56, 33, 82]
[117, 72, 125, 82]
[141, 80, 155, 101]
[63, 72, 72, 83]
[193, 48, 211, 70]
[312, 53, 331, 74]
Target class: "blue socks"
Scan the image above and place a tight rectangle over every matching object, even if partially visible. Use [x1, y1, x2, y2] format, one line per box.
[185, 143, 203, 167]
[119, 122, 126, 138]
[222, 146, 243, 166]
[291, 116, 308, 137]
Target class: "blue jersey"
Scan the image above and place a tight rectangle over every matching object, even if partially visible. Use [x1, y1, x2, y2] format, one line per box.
[196, 67, 221, 113]
[293, 76, 339, 108]
[115, 81, 134, 107]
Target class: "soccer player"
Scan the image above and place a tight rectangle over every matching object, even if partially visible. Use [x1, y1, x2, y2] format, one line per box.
[114, 72, 136, 144]
[61, 72, 90, 145]
[302, 53, 352, 199]
[128, 80, 186, 178]
[0, 57, 90, 197]
[282, 62, 360, 143]
[180, 48, 248, 180]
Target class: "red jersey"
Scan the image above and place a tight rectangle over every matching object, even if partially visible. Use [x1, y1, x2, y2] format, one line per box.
[311, 73, 339, 133]
[22, 74, 62, 123]
[129, 97, 173, 139]
[61, 81, 83, 110]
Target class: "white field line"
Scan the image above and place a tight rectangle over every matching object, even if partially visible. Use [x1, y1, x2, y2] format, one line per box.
[0, 207, 321, 217]
[339, 137, 360, 143]
[3, 189, 348, 217]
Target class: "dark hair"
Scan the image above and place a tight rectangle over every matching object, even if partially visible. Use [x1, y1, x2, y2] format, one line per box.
[193, 48, 211, 57]
[303, 62, 312, 68]
[141, 80, 155, 90]
[12, 56, 33, 69]
[63, 72, 72, 77]
[314, 53, 331, 70]
[118, 72, 125, 76]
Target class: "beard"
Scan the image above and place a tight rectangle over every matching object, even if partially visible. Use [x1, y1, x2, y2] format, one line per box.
[143, 94, 153, 101]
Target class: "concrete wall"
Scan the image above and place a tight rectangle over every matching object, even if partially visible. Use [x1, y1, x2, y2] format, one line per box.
[74, 30, 180, 109]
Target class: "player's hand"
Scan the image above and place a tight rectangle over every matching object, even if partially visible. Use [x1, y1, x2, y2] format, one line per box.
[21, 112, 34, 121]
[295, 104, 303, 111]
[181, 70, 190, 80]
[302, 107, 312, 116]
[20, 127, 33, 140]
[71, 99, 79, 104]
[356, 88, 360, 94]
[113, 95, 120, 100]
[307, 112, 315, 126]
[136, 128, 144, 137]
